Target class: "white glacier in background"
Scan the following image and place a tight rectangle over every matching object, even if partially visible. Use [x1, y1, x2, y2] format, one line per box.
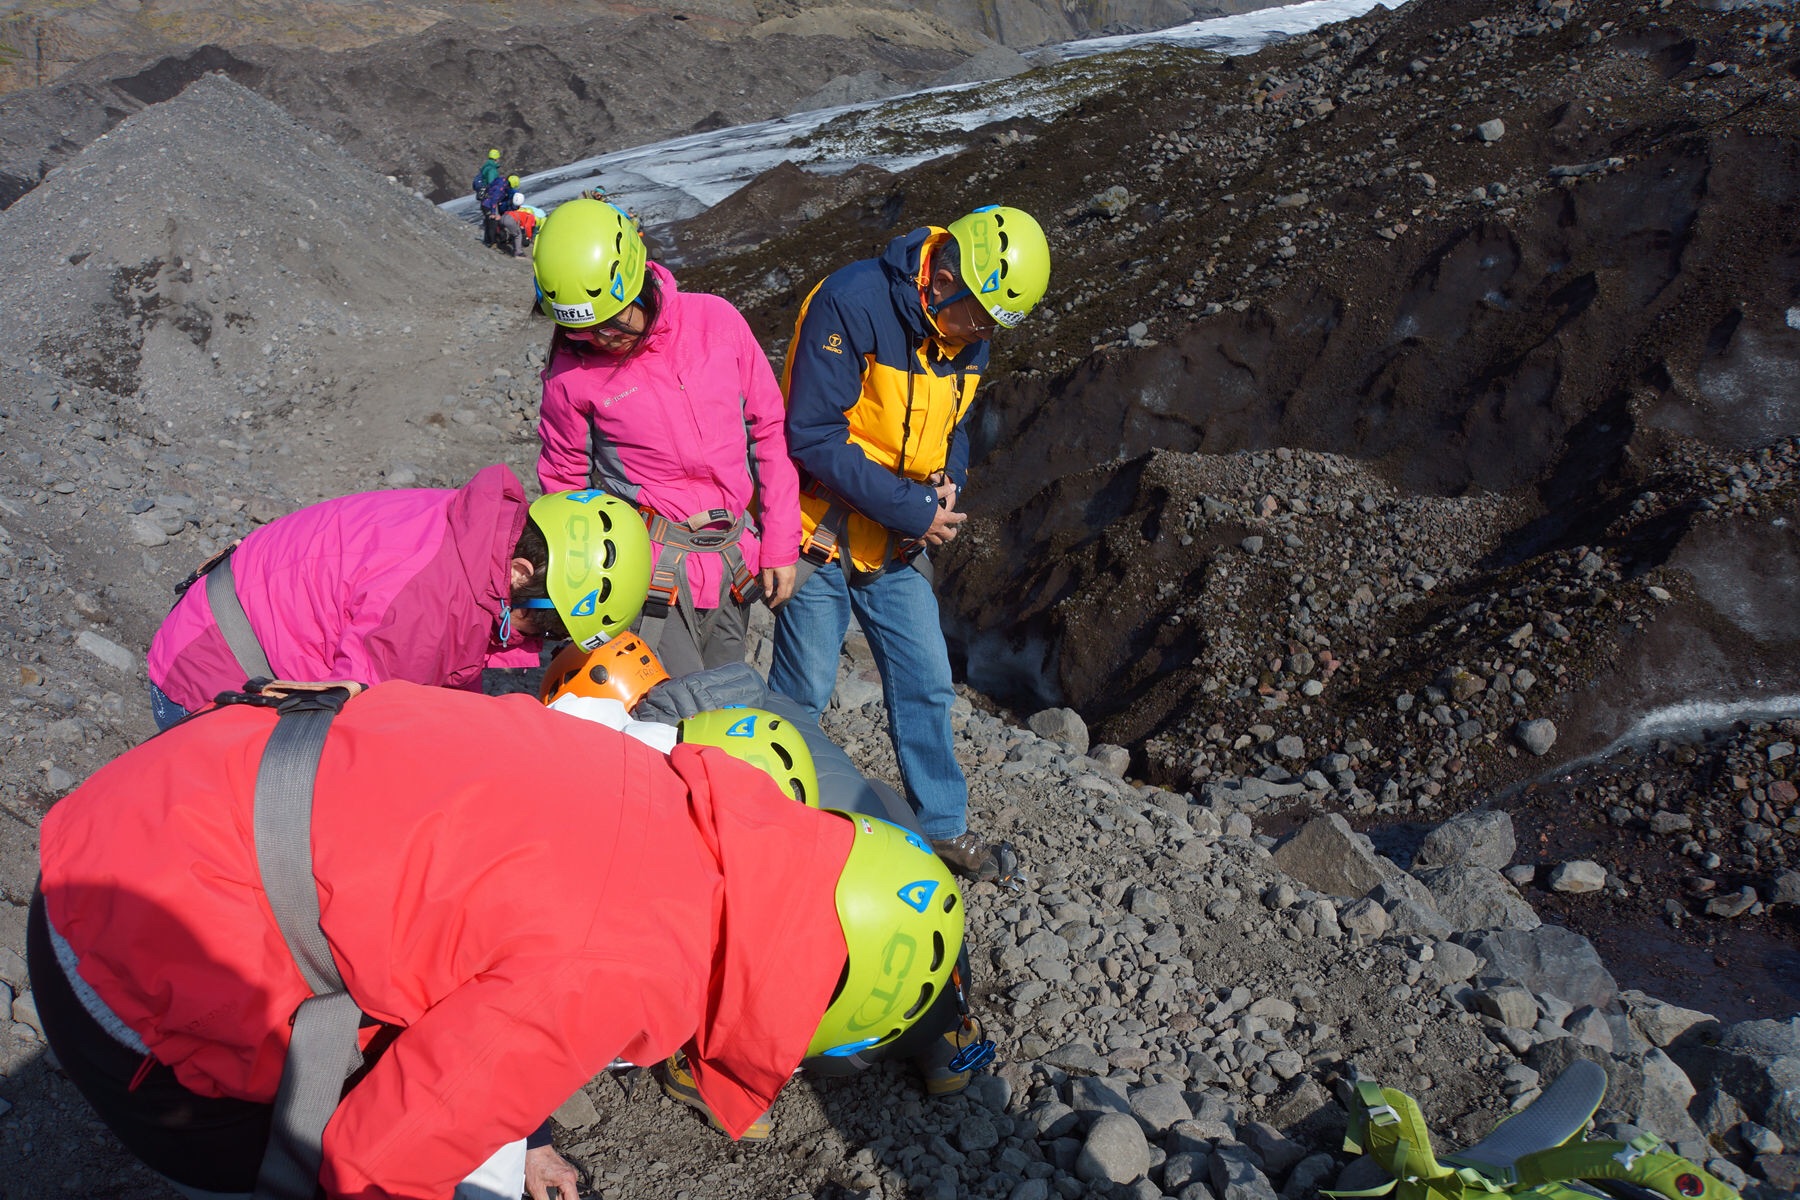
[442, 0, 1399, 231]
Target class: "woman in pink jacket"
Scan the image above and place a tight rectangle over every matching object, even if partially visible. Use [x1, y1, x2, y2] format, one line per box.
[145, 468, 652, 730]
[533, 199, 800, 675]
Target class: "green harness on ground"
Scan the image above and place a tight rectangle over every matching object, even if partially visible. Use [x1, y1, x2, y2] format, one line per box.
[1326, 1060, 1741, 1200]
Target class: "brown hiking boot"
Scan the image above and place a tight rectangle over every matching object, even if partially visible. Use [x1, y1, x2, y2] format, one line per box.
[930, 831, 999, 881]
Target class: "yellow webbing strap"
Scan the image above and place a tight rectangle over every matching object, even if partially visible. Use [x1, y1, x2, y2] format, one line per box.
[1326, 1082, 1507, 1200]
[1512, 1136, 1741, 1200]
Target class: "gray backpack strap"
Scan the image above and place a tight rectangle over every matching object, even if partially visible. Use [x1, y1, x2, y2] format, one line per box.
[206, 556, 275, 683]
[248, 683, 368, 1200]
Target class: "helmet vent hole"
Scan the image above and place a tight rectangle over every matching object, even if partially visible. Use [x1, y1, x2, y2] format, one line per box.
[597, 578, 612, 603]
[998, 230, 1010, 251]
[791, 779, 808, 805]
[943, 893, 959, 914]
[601, 541, 617, 568]
[774, 745, 794, 770]
[930, 931, 945, 972]
[904, 982, 934, 1021]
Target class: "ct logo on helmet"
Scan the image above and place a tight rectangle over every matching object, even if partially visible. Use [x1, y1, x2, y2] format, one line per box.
[897, 879, 939, 913]
[846, 929, 917, 1033]
[726, 715, 757, 738]
[562, 515, 592, 585]
[570, 590, 599, 618]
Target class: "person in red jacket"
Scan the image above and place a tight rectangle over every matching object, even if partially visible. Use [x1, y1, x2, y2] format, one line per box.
[30, 681, 963, 1200]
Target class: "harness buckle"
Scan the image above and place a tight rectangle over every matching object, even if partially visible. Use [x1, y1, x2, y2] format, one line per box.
[728, 560, 764, 606]
[642, 579, 678, 620]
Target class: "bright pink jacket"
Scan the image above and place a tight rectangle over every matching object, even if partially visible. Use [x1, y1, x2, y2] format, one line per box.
[147, 465, 539, 710]
[537, 263, 800, 608]
[40, 682, 853, 1199]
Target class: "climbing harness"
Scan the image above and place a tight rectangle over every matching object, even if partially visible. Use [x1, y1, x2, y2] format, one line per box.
[212, 680, 373, 1200]
[173, 541, 274, 683]
[1326, 1060, 1741, 1200]
[636, 506, 763, 646]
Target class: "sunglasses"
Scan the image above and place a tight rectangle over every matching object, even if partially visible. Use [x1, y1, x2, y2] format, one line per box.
[567, 304, 645, 349]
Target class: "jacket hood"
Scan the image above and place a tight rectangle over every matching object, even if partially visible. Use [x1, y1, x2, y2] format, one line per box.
[880, 227, 982, 362]
[668, 744, 853, 1138]
[879, 228, 935, 340]
[445, 463, 530, 635]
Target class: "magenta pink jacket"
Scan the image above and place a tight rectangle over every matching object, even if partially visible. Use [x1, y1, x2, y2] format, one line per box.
[147, 464, 540, 711]
[537, 262, 800, 609]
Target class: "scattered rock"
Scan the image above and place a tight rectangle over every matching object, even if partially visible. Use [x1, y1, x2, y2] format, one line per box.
[1548, 860, 1607, 894]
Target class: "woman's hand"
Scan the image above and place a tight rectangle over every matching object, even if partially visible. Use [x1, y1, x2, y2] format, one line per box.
[760, 563, 797, 608]
[525, 1143, 582, 1200]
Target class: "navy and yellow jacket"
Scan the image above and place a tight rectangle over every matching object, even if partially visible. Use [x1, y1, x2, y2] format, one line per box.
[783, 227, 988, 574]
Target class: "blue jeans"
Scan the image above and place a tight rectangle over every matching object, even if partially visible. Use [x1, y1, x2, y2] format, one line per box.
[148, 681, 189, 732]
[769, 560, 968, 840]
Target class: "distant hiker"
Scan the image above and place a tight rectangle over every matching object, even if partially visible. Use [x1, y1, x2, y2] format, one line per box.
[531, 198, 801, 675]
[495, 210, 528, 258]
[31, 678, 962, 1196]
[477, 172, 517, 247]
[512, 196, 538, 246]
[769, 206, 1051, 881]
[472, 147, 502, 197]
[144, 472, 651, 730]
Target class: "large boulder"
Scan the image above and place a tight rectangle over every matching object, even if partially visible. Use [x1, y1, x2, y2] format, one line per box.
[1415, 865, 1540, 932]
[1271, 814, 1401, 898]
[1620, 990, 1719, 1049]
[1637, 1048, 1707, 1145]
[1028, 706, 1090, 755]
[1414, 810, 1516, 871]
[1076, 1112, 1151, 1185]
[1460, 926, 1619, 1012]
[1670, 1017, 1800, 1146]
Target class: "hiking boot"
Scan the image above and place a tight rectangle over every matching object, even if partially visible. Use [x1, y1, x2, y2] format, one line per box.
[930, 831, 999, 881]
[659, 1052, 773, 1141]
[916, 1015, 992, 1096]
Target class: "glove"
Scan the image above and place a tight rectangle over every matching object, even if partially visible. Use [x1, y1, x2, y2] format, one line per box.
[632, 662, 769, 726]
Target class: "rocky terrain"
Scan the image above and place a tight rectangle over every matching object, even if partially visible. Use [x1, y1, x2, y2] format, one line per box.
[0, 0, 1796, 1196]
[0, 0, 1283, 208]
[689, 0, 1800, 1021]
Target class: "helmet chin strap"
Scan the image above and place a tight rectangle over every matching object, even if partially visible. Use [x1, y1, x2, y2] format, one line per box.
[925, 284, 971, 318]
[501, 597, 560, 644]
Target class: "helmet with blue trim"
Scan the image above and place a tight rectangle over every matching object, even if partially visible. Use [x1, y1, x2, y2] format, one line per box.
[679, 707, 818, 806]
[945, 205, 1050, 329]
[806, 812, 964, 1060]
[532, 198, 648, 328]
[523, 490, 653, 649]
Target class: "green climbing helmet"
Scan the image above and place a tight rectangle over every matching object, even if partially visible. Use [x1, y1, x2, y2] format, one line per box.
[806, 812, 965, 1060]
[487, 148, 501, 160]
[945, 205, 1050, 329]
[532, 198, 648, 328]
[507, 174, 521, 188]
[525, 490, 653, 649]
[679, 707, 818, 806]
